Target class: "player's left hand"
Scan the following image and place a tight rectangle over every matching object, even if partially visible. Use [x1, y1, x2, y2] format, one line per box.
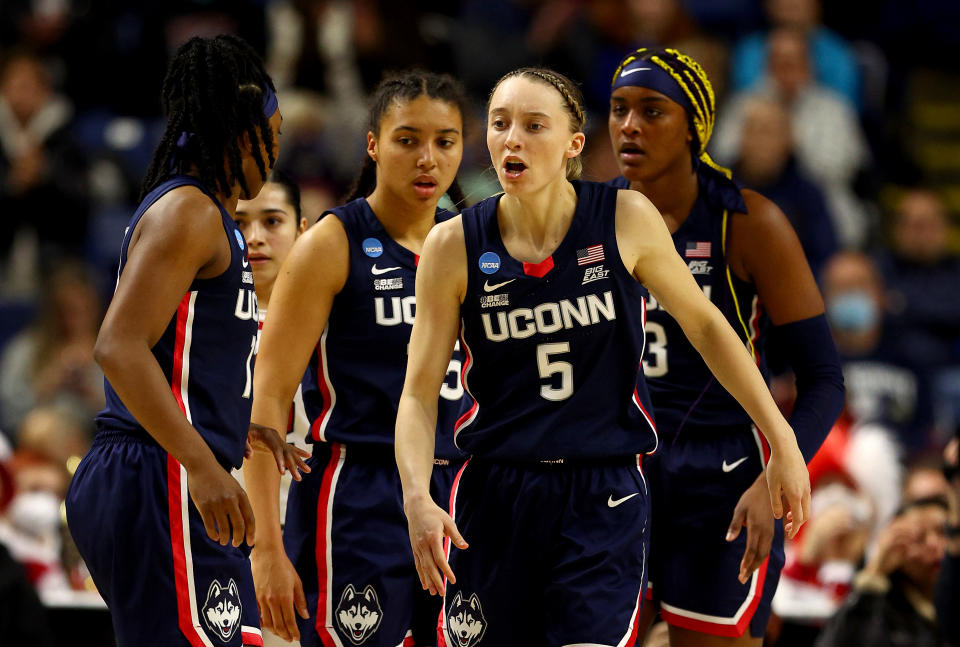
[765, 444, 811, 540]
[245, 423, 311, 481]
[727, 472, 775, 584]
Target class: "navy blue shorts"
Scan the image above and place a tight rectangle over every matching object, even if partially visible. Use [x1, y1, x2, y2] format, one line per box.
[441, 457, 649, 647]
[66, 432, 263, 647]
[646, 425, 785, 638]
[284, 442, 461, 647]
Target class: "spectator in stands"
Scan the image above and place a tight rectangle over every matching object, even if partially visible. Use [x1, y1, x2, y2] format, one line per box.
[0, 448, 70, 594]
[814, 494, 951, 647]
[0, 261, 103, 436]
[878, 189, 960, 439]
[937, 437, 960, 645]
[823, 251, 932, 452]
[733, 95, 837, 280]
[772, 482, 874, 626]
[0, 434, 55, 646]
[711, 27, 871, 248]
[0, 49, 90, 290]
[730, 0, 861, 109]
[17, 405, 90, 468]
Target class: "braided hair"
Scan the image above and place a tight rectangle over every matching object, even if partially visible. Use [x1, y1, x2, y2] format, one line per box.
[346, 70, 468, 207]
[610, 47, 728, 175]
[489, 68, 587, 180]
[140, 35, 277, 201]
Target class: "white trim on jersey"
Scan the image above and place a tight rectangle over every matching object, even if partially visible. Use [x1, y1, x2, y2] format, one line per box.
[179, 463, 216, 647]
[441, 460, 471, 640]
[452, 323, 480, 441]
[312, 326, 337, 442]
[660, 570, 760, 628]
[632, 297, 658, 454]
[321, 444, 346, 647]
[180, 292, 198, 423]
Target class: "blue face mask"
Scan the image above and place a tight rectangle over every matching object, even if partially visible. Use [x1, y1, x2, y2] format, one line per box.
[827, 291, 878, 332]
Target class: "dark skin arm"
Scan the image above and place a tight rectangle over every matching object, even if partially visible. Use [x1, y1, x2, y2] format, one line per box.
[94, 186, 256, 548]
[724, 190, 825, 583]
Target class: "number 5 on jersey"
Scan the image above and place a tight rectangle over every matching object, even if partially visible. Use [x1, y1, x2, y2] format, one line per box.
[537, 342, 573, 401]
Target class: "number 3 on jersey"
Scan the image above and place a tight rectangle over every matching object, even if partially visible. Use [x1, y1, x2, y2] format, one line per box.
[642, 322, 668, 378]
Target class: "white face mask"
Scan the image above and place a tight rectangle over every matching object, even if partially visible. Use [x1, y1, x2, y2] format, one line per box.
[7, 490, 62, 538]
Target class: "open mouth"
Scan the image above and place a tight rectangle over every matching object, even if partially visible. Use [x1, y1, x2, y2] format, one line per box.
[504, 159, 527, 179]
[619, 142, 645, 159]
[414, 177, 438, 197]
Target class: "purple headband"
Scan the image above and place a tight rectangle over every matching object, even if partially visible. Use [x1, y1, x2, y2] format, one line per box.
[611, 60, 694, 116]
[261, 85, 279, 118]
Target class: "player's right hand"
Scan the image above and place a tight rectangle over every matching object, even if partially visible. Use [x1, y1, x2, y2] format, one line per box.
[764, 444, 811, 540]
[404, 495, 467, 596]
[188, 460, 257, 547]
[251, 546, 309, 642]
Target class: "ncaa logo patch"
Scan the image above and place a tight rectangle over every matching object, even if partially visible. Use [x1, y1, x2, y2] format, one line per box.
[233, 229, 245, 250]
[446, 591, 487, 647]
[362, 238, 384, 258]
[336, 584, 383, 644]
[201, 578, 242, 642]
[478, 252, 501, 275]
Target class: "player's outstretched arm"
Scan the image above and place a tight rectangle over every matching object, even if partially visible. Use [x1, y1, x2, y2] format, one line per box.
[617, 189, 811, 539]
[94, 187, 255, 548]
[396, 218, 468, 596]
[245, 214, 348, 641]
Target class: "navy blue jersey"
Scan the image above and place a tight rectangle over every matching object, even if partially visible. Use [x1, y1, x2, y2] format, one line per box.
[96, 176, 260, 469]
[609, 170, 770, 436]
[300, 198, 464, 460]
[456, 180, 657, 461]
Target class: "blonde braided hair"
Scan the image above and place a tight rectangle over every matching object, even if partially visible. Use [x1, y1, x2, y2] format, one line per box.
[489, 67, 586, 180]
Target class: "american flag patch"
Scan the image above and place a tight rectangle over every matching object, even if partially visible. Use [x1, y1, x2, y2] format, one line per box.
[685, 241, 711, 258]
[576, 244, 604, 266]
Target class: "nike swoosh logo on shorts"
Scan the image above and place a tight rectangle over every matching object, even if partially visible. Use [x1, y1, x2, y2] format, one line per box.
[722, 456, 748, 472]
[620, 67, 652, 78]
[607, 493, 639, 508]
[483, 279, 516, 292]
[371, 264, 401, 275]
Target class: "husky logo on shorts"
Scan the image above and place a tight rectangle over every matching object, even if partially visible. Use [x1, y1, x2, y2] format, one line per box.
[336, 584, 383, 644]
[201, 578, 242, 642]
[446, 592, 487, 647]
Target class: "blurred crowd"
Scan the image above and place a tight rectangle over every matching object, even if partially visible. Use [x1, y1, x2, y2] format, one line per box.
[0, 0, 959, 645]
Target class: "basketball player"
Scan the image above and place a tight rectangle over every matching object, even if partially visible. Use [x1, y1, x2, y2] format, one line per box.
[235, 169, 308, 324]
[396, 67, 812, 647]
[606, 48, 845, 645]
[234, 170, 311, 647]
[66, 35, 304, 647]
[245, 71, 468, 647]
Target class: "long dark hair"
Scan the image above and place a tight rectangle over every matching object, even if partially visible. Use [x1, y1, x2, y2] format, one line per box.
[265, 168, 302, 222]
[140, 35, 277, 201]
[346, 70, 467, 207]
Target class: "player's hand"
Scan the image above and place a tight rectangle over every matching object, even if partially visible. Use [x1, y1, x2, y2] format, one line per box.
[246, 423, 311, 481]
[251, 545, 309, 642]
[727, 472, 775, 584]
[764, 444, 810, 539]
[188, 458, 256, 547]
[404, 494, 467, 596]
